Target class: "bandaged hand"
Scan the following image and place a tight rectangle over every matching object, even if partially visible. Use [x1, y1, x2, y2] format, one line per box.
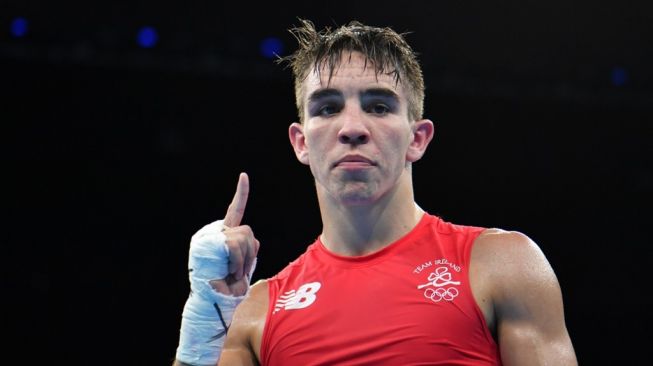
[177, 173, 260, 365]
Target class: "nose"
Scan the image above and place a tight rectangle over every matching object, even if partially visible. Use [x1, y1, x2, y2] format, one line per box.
[337, 108, 370, 145]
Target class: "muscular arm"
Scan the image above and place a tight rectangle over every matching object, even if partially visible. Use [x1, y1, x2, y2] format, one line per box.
[474, 230, 577, 366]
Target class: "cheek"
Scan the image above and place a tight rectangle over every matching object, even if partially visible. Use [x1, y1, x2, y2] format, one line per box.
[387, 133, 413, 169]
[305, 126, 331, 153]
[304, 132, 328, 166]
[382, 129, 411, 155]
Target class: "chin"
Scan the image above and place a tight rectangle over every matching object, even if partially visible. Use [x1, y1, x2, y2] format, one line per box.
[337, 187, 378, 206]
[340, 197, 375, 206]
[318, 178, 381, 206]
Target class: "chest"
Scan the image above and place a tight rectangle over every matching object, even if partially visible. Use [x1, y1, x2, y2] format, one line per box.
[262, 261, 496, 365]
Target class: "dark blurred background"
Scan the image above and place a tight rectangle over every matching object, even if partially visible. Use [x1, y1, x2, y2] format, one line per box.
[3, 1, 652, 364]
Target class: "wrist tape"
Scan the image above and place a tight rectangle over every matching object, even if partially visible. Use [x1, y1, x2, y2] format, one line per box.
[176, 219, 257, 365]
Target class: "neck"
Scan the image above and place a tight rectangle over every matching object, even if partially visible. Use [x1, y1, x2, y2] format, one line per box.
[317, 172, 424, 256]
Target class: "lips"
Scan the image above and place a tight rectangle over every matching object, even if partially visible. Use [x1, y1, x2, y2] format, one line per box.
[334, 155, 375, 167]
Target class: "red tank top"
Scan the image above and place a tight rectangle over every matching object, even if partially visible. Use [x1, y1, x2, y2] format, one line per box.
[260, 213, 502, 365]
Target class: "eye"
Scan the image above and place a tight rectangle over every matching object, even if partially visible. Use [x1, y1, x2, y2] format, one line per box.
[367, 103, 390, 116]
[318, 104, 340, 117]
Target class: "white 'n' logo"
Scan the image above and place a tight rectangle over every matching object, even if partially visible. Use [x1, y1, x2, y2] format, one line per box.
[273, 282, 321, 314]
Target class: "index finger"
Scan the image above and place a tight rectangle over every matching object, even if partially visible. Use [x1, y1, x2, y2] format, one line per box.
[223, 172, 249, 227]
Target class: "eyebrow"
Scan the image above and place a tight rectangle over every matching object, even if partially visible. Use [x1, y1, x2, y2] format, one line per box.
[307, 87, 400, 103]
[360, 88, 400, 102]
[307, 88, 343, 104]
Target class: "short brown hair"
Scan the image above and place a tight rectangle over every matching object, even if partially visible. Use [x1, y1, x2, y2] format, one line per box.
[280, 19, 425, 123]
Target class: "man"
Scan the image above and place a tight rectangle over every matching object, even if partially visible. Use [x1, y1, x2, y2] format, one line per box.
[175, 19, 577, 365]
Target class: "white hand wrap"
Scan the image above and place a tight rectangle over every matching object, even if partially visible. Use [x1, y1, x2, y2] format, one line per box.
[176, 220, 257, 366]
[188, 220, 231, 301]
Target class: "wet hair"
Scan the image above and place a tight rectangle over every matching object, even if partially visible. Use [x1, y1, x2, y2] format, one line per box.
[279, 19, 425, 123]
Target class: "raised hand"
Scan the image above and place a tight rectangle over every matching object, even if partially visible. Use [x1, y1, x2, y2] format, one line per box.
[177, 173, 259, 365]
[208, 173, 260, 296]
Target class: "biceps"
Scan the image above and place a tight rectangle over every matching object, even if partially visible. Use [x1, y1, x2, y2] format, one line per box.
[481, 237, 576, 363]
[496, 273, 577, 365]
[498, 320, 577, 366]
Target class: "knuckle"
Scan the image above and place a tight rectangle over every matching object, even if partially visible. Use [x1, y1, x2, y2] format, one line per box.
[224, 236, 240, 249]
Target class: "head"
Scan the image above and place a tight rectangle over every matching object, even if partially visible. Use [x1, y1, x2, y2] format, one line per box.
[284, 20, 434, 207]
[281, 19, 425, 124]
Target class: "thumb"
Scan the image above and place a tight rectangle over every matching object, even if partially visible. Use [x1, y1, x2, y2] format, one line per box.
[223, 172, 249, 227]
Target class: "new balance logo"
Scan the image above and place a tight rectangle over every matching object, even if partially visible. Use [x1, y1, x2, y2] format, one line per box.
[273, 282, 321, 314]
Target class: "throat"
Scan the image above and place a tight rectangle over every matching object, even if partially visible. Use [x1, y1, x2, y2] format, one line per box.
[320, 204, 424, 256]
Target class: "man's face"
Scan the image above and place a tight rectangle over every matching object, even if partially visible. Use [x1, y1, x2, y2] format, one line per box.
[289, 52, 432, 206]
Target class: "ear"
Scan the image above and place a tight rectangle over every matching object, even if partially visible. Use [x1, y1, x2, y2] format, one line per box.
[289, 122, 310, 165]
[406, 119, 435, 163]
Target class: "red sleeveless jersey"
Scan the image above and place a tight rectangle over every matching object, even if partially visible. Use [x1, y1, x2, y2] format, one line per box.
[260, 213, 502, 365]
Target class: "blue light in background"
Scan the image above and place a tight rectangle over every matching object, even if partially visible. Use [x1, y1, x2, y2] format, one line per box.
[10, 17, 29, 38]
[137, 26, 158, 48]
[260, 37, 283, 59]
[611, 67, 628, 87]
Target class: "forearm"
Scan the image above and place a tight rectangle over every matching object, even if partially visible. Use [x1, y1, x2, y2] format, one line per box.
[175, 291, 244, 365]
[175, 218, 257, 366]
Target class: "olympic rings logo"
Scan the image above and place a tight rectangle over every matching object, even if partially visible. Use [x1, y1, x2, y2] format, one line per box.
[424, 287, 459, 302]
[417, 266, 461, 303]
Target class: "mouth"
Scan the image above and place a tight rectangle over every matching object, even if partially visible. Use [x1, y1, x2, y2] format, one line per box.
[334, 155, 376, 168]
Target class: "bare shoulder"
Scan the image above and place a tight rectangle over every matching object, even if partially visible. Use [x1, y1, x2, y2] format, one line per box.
[229, 279, 269, 340]
[236, 279, 270, 318]
[472, 228, 560, 308]
[469, 229, 551, 328]
[474, 228, 544, 258]
[471, 229, 577, 365]
[472, 228, 551, 277]
[218, 280, 269, 366]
